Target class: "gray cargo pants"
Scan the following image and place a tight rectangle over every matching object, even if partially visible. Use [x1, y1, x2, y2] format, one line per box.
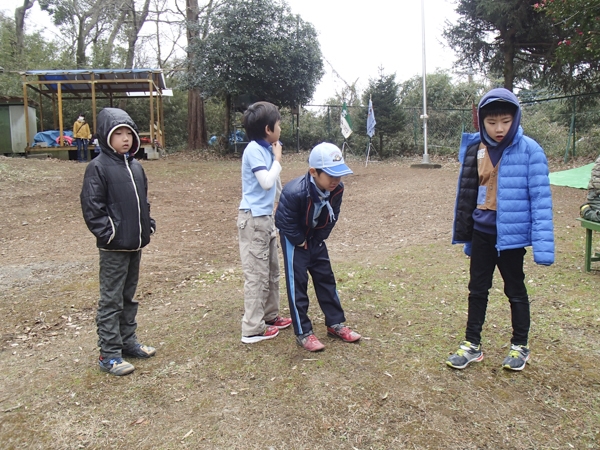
[97, 249, 141, 359]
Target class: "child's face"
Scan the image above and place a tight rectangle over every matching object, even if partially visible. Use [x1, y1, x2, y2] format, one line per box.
[483, 114, 513, 143]
[310, 168, 342, 192]
[265, 120, 281, 144]
[110, 126, 133, 154]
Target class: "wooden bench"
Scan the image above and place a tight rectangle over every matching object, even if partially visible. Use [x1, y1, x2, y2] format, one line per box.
[577, 218, 600, 272]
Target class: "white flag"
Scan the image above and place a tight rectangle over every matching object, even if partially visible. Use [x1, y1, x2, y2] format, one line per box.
[340, 102, 352, 139]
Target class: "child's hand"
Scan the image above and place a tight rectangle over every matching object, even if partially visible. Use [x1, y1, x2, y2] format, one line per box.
[272, 141, 282, 162]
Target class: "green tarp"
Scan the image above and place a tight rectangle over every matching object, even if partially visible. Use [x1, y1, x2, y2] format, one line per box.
[549, 163, 593, 189]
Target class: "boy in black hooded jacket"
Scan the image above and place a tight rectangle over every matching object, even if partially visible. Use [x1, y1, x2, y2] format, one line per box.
[80, 108, 157, 376]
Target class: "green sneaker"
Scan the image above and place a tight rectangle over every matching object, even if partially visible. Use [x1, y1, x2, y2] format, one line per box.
[446, 341, 483, 369]
[502, 344, 530, 371]
[99, 356, 135, 376]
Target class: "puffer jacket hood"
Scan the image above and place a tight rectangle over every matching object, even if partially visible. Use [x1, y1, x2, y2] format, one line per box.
[478, 88, 522, 154]
[96, 108, 140, 157]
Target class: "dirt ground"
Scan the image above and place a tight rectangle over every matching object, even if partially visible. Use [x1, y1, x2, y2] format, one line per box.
[0, 151, 461, 295]
[1, 151, 598, 449]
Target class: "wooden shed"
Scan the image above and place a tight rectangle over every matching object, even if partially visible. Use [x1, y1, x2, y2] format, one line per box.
[21, 68, 170, 159]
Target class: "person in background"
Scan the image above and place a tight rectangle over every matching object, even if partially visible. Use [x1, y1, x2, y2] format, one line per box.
[92, 133, 101, 158]
[73, 113, 92, 162]
[580, 155, 600, 222]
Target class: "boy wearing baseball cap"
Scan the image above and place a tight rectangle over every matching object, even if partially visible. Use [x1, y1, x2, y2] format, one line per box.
[275, 143, 361, 351]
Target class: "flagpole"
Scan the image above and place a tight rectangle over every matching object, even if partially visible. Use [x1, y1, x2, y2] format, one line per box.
[420, 0, 430, 165]
[411, 0, 441, 169]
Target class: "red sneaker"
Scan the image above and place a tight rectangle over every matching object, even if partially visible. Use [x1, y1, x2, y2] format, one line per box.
[241, 325, 279, 344]
[266, 316, 292, 329]
[327, 325, 361, 343]
[297, 333, 325, 352]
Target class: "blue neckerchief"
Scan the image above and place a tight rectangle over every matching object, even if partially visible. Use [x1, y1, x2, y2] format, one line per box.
[309, 177, 334, 225]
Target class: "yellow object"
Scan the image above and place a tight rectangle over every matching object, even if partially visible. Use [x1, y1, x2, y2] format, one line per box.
[73, 120, 91, 139]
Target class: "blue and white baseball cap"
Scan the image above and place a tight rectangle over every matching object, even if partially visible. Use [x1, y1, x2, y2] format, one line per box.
[308, 143, 353, 176]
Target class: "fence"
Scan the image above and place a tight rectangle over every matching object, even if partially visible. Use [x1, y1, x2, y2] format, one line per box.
[296, 93, 600, 161]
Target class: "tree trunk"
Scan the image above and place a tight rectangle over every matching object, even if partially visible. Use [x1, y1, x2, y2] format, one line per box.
[117, 0, 151, 110]
[103, 9, 127, 68]
[76, 19, 87, 68]
[74, 1, 106, 68]
[224, 93, 232, 149]
[502, 28, 517, 92]
[379, 133, 384, 157]
[124, 0, 151, 69]
[185, 0, 209, 150]
[14, 0, 35, 58]
[187, 89, 207, 150]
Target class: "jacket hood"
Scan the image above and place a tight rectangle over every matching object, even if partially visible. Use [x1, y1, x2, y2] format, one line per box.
[478, 88, 521, 153]
[96, 108, 140, 156]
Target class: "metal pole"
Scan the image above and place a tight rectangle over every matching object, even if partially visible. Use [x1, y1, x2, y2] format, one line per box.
[296, 105, 300, 152]
[420, 0, 430, 164]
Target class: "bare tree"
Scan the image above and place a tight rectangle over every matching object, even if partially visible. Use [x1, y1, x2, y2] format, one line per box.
[100, 7, 128, 68]
[40, 0, 121, 68]
[122, 0, 151, 68]
[149, 0, 185, 69]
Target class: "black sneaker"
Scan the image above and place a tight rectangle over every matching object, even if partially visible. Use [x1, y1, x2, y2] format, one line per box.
[122, 343, 157, 359]
[446, 341, 483, 369]
[99, 356, 135, 376]
[502, 344, 530, 371]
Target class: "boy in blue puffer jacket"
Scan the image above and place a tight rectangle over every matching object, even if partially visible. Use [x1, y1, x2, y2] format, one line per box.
[447, 88, 554, 371]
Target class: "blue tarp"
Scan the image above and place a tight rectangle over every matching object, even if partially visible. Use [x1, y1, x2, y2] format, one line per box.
[33, 130, 74, 147]
[208, 131, 247, 146]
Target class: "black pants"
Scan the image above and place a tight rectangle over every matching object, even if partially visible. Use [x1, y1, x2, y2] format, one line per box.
[465, 230, 530, 346]
[97, 250, 141, 358]
[280, 236, 346, 336]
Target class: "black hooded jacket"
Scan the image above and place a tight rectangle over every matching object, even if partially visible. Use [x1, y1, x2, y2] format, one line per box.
[80, 108, 156, 250]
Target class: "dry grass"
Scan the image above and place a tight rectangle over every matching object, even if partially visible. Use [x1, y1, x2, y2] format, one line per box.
[0, 152, 599, 449]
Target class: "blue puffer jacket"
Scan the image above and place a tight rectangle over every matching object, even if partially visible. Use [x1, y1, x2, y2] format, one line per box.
[275, 173, 344, 245]
[452, 128, 555, 265]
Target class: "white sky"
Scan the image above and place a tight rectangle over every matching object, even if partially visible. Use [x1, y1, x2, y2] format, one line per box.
[286, 0, 459, 105]
[2, 0, 459, 105]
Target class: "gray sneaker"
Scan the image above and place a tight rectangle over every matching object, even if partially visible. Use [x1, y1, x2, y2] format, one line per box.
[446, 341, 483, 369]
[99, 356, 135, 376]
[122, 343, 156, 359]
[502, 344, 530, 371]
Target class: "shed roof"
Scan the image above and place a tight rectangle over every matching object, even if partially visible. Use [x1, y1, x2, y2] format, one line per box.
[23, 69, 168, 96]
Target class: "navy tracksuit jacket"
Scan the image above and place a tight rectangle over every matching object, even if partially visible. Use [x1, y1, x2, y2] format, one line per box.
[275, 173, 346, 336]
